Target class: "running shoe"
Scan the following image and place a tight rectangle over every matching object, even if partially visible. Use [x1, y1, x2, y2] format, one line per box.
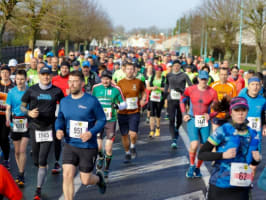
[18, 176, 25, 187]
[96, 157, 104, 170]
[124, 154, 131, 163]
[130, 147, 137, 159]
[164, 115, 169, 120]
[96, 170, 106, 194]
[15, 175, 20, 183]
[186, 165, 195, 178]
[171, 140, 177, 149]
[51, 162, 61, 174]
[2, 160, 10, 170]
[33, 187, 41, 200]
[155, 128, 160, 137]
[149, 131, 154, 138]
[194, 168, 202, 178]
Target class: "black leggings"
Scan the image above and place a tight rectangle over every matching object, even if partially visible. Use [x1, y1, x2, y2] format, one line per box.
[30, 128, 53, 167]
[208, 184, 250, 200]
[167, 100, 182, 139]
[150, 101, 164, 118]
[54, 137, 61, 162]
[0, 115, 10, 160]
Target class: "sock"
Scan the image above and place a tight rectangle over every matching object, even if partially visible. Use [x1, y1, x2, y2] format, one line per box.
[189, 152, 196, 166]
[98, 150, 104, 159]
[19, 172, 24, 178]
[104, 154, 112, 171]
[156, 127, 160, 130]
[172, 139, 177, 144]
[125, 151, 130, 155]
[37, 167, 47, 188]
[130, 143, 135, 149]
[196, 160, 203, 168]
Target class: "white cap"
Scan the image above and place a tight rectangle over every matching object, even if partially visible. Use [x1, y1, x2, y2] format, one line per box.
[8, 59, 18, 67]
[167, 63, 173, 67]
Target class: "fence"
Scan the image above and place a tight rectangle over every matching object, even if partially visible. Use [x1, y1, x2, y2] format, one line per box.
[1, 46, 28, 64]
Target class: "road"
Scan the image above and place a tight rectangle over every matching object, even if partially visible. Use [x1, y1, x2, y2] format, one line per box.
[4, 110, 266, 200]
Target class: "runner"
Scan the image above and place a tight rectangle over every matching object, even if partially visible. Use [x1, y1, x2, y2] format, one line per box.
[55, 70, 107, 199]
[27, 58, 39, 87]
[5, 70, 28, 186]
[164, 60, 192, 149]
[92, 70, 126, 179]
[20, 66, 64, 200]
[228, 66, 245, 95]
[146, 66, 165, 137]
[198, 97, 261, 200]
[117, 62, 146, 163]
[112, 62, 126, 84]
[82, 61, 100, 93]
[0, 65, 15, 169]
[180, 70, 218, 178]
[210, 67, 237, 131]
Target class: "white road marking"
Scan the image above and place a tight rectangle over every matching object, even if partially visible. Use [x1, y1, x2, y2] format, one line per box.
[164, 190, 205, 200]
[179, 126, 210, 187]
[58, 156, 189, 199]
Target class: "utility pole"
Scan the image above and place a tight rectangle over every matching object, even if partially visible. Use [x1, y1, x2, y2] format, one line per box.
[237, 0, 244, 69]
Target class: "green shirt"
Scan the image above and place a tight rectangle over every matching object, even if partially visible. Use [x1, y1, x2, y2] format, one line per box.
[112, 69, 126, 83]
[92, 84, 124, 122]
[136, 72, 145, 82]
[149, 76, 165, 101]
[27, 69, 39, 86]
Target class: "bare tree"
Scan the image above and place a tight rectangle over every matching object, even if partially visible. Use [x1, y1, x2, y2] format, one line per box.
[244, 0, 266, 72]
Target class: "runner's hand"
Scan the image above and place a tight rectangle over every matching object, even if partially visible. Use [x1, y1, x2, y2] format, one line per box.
[28, 108, 39, 118]
[262, 125, 266, 137]
[140, 99, 145, 107]
[204, 113, 210, 121]
[80, 131, 92, 142]
[222, 148, 236, 159]
[111, 103, 119, 110]
[5, 120, 10, 127]
[183, 114, 190, 122]
[56, 130, 64, 140]
[252, 151, 261, 162]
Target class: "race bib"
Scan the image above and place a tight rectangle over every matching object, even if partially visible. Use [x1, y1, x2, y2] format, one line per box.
[195, 115, 208, 128]
[103, 107, 112, 120]
[170, 89, 181, 100]
[35, 130, 53, 143]
[12, 118, 27, 133]
[248, 117, 261, 132]
[230, 162, 252, 187]
[150, 91, 161, 102]
[69, 120, 88, 138]
[126, 97, 138, 110]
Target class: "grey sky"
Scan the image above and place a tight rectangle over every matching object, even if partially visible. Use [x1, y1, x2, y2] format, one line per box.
[97, 0, 201, 31]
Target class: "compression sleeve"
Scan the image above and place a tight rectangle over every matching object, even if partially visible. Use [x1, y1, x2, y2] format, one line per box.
[198, 141, 223, 161]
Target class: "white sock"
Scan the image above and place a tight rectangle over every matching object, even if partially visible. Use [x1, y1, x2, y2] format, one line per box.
[126, 151, 130, 155]
[130, 143, 135, 149]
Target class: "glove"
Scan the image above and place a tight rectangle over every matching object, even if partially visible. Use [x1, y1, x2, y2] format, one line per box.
[111, 103, 119, 110]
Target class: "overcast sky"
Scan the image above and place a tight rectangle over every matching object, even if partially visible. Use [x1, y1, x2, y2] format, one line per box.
[97, 0, 201, 31]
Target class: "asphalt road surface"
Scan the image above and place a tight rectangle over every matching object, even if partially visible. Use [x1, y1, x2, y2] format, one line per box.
[3, 110, 266, 200]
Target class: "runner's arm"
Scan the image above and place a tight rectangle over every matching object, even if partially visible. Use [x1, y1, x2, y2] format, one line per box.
[20, 102, 28, 115]
[185, 73, 192, 86]
[5, 105, 11, 125]
[198, 141, 223, 161]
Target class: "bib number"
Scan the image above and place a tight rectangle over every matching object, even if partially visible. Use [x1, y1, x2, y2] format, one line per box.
[248, 117, 261, 132]
[230, 163, 252, 187]
[69, 120, 88, 138]
[104, 107, 112, 120]
[150, 91, 161, 102]
[35, 130, 53, 143]
[195, 115, 208, 128]
[170, 90, 180, 100]
[126, 97, 138, 110]
[12, 118, 27, 133]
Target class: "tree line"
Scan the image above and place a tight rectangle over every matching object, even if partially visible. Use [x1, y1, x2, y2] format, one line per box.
[0, 0, 113, 58]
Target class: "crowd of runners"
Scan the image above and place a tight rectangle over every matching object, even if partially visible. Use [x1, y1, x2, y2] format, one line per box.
[0, 46, 265, 200]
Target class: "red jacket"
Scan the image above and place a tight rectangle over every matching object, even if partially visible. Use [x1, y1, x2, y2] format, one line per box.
[52, 75, 69, 96]
[228, 75, 245, 95]
[0, 165, 23, 200]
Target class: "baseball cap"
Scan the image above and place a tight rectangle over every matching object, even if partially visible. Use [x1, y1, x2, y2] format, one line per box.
[1, 65, 11, 72]
[155, 66, 163, 72]
[39, 66, 52, 74]
[8, 59, 18, 67]
[214, 63, 219, 68]
[46, 52, 54, 57]
[72, 60, 80, 66]
[101, 70, 112, 79]
[82, 61, 90, 67]
[172, 60, 181, 65]
[198, 70, 209, 79]
[230, 97, 249, 111]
